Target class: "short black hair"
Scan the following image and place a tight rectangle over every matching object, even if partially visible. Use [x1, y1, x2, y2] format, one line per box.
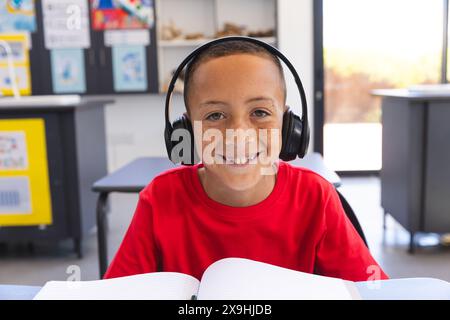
[183, 40, 287, 110]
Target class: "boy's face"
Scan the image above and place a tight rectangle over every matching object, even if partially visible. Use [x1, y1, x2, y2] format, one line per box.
[187, 54, 286, 191]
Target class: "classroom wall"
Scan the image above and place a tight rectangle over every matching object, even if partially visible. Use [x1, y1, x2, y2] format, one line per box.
[100, 93, 185, 172]
[277, 0, 314, 152]
[102, 0, 314, 172]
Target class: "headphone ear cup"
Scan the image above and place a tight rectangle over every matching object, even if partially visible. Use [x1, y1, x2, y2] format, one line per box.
[279, 109, 304, 161]
[169, 115, 196, 165]
[280, 110, 292, 156]
[298, 123, 310, 158]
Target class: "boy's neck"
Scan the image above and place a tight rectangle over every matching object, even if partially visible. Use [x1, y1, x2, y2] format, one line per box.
[197, 167, 277, 207]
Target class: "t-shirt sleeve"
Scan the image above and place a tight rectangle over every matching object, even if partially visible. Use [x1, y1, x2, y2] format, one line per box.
[103, 190, 159, 279]
[314, 185, 389, 282]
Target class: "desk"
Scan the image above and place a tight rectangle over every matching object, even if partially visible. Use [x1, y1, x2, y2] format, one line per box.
[0, 285, 41, 300]
[2, 278, 450, 299]
[92, 153, 341, 278]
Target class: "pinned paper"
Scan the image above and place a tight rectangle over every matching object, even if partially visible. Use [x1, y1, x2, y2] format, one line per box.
[0, 0, 36, 33]
[42, 0, 90, 49]
[112, 45, 147, 92]
[104, 30, 150, 47]
[0, 176, 31, 215]
[50, 48, 86, 93]
[0, 131, 28, 171]
[91, 0, 154, 30]
[0, 33, 31, 96]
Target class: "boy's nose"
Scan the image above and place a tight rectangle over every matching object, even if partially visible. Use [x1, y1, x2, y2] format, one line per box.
[227, 116, 253, 131]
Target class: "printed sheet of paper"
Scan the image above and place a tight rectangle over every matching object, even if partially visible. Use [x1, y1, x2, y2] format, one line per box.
[0, 130, 28, 171]
[112, 45, 147, 92]
[42, 0, 90, 49]
[91, 0, 154, 30]
[50, 48, 86, 93]
[0, 0, 36, 33]
[0, 176, 31, 215]
[0, 33, 31, 96]
[104, 30, 150, 47]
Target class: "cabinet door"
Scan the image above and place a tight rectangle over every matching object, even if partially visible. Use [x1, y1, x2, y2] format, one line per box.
[381, 99, 425, 232]
[89, 28, 159, 94]
[423, 102, 450, 233]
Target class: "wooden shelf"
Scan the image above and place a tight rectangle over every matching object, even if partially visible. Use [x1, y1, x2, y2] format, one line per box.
[155, 0, 278, 92]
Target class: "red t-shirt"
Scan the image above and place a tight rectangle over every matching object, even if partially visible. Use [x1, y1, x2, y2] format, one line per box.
[104, 162, 388, 282]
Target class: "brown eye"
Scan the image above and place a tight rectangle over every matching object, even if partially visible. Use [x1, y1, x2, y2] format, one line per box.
[206, 112, 225, 121]
[252, 109, 270, 118]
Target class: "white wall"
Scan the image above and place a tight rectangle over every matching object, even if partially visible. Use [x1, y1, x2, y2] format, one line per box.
[277, 0, 314, 152]
[100, 93, 186, 171]
[102, 0, 315, 171]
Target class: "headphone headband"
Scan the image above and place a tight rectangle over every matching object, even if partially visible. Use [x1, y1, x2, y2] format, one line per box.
[165, 36, 308, 133]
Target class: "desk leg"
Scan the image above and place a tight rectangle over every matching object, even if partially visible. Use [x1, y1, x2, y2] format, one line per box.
[96, 192, 109, 278]
[74, 238, 82, 259]
[408, 232, 416, 254]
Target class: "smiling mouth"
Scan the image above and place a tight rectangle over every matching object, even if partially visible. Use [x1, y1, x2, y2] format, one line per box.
[219, 152, 261, 165]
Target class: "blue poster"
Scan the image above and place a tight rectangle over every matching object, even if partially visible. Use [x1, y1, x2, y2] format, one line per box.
[50, 49, 86, 93]
[112, 45, 147, 92]
[0, 0, 36, 32]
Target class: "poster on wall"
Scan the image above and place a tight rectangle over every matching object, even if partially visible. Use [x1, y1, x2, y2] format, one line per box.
[0, 119, 53, 226]
[42, 0, 90, 49]
[50, 48, 86, 93]
[91, 0, 154, 30]
[0, 0, 36, 33]
[112, 45, 147, 91]
[0, 33, 31, 96]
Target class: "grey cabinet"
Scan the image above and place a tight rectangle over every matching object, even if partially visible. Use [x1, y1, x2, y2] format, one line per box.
[0, 97, 112, 257]
[373, 89, 450, 252]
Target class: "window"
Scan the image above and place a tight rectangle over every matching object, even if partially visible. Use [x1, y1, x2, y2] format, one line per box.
[321, 0, 444, 171]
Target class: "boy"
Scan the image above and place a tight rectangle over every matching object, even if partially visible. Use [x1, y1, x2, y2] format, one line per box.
[104, 40, 388, 282]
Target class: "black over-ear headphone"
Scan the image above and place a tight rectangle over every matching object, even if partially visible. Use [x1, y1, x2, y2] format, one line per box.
[164, 36, 309, 165]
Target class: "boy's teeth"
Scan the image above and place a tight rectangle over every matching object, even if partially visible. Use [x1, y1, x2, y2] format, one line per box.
[224, 154, 259, 164]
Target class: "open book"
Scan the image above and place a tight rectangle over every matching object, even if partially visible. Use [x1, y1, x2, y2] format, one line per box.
[33, 257, 450, 300]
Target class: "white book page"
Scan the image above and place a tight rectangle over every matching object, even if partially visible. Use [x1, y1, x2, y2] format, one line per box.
[34, 272, 199, 300]
[197, 258, 358, 300]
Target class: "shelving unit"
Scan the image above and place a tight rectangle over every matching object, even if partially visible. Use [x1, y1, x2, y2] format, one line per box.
[155, 0, 278, 93]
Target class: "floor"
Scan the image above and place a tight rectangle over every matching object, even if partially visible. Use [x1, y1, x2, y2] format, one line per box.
[0, 176, 449, 286]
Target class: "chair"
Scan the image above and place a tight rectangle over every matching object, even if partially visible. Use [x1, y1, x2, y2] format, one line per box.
[335, 189, 369, 248]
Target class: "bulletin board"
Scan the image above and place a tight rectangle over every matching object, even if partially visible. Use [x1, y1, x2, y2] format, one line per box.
[0, 118, 53, 226]
[0, 0, 159, 96]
